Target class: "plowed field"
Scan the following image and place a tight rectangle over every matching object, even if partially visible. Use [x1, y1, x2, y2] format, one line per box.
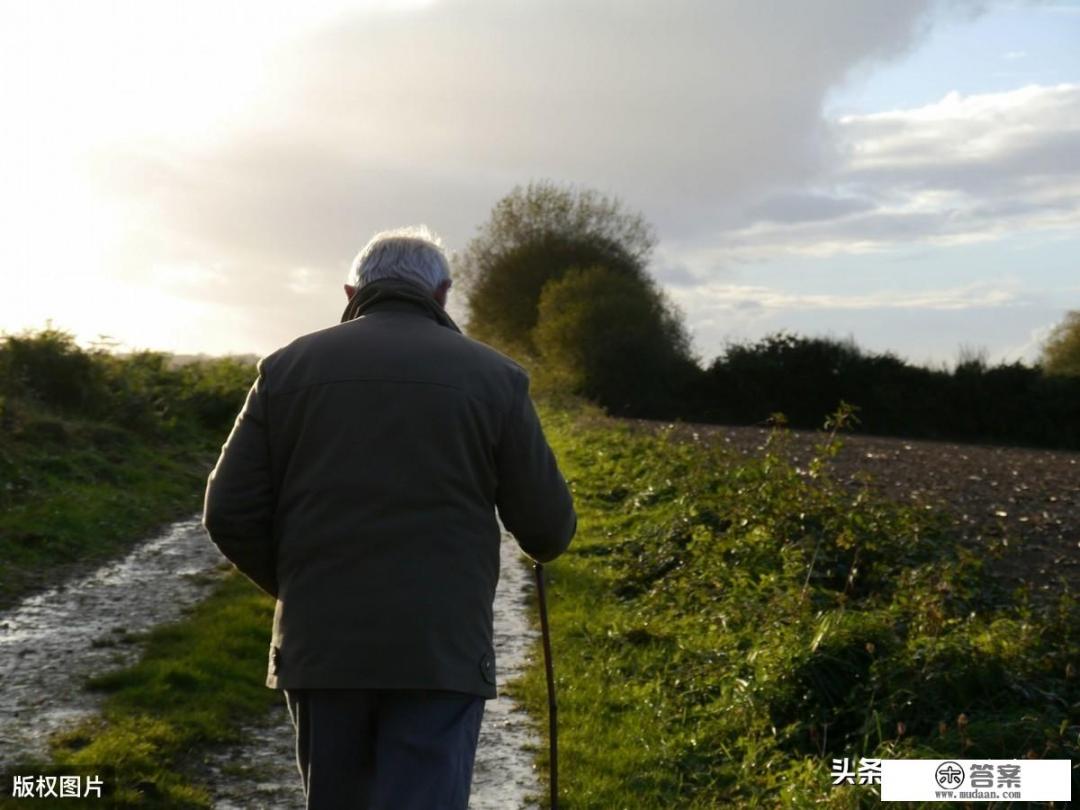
[631, 420, 1080, 596]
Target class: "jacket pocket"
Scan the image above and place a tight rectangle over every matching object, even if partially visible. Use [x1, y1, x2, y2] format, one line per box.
[479, 649, 496, 685]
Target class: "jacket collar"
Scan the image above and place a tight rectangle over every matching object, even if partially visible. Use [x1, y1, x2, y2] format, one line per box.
[340, 277, 462, 334]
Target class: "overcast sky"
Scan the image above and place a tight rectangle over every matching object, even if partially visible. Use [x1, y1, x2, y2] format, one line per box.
[2, 0, 1078, 366]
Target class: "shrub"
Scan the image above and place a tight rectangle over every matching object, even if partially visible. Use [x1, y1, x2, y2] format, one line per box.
[456, 181, 657, 355]
[0, 328, 255, 436]
[1040, 310, 1080, 377]
[532, 266, 696, 417]
[0, 328, 110, 417]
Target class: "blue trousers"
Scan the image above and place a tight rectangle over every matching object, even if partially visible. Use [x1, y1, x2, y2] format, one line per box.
[284, 688, 485, 810]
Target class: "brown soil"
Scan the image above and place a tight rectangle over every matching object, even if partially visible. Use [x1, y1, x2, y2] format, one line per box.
[624, 419, 1080, 597]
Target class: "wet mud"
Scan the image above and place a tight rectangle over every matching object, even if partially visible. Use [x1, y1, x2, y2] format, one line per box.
[0, 518, 227, 771]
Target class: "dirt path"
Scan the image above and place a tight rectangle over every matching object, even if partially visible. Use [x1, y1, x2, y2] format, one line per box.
[0, 518, 226, 771]
[201, 527, 544, 809]
[0, 519, 545, 808]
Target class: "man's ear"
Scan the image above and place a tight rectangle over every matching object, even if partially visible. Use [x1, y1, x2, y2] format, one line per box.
[434, 279, 451, 308]
[344, 284, 356, 300]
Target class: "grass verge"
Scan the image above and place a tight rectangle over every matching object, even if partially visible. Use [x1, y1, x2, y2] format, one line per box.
[509, 403, 1077, 808]
[0, 572, 276, 808]
[0, 406, 220, 611]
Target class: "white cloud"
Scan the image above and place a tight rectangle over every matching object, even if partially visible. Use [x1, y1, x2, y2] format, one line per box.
[287, 267, 324, 295]
[78, 0, 956, 276]
[716, 83, 1080, 260]
[999, 321, 1055, 363]
[23, 0, 1079, 361]
[839, 84, 1079, 168]
[670, 281, 1021, 315]
[150, 263, 227, 293]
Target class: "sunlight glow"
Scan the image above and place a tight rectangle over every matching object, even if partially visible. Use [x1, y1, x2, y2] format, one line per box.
[0, 0, 436, 351]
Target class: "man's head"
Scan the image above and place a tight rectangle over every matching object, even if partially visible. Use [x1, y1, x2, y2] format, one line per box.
[346, 226, 453, 308]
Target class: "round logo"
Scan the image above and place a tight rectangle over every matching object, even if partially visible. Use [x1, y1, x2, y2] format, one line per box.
[934, 761, 965, 790]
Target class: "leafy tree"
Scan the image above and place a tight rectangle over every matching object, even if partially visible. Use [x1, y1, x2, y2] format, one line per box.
[1040, 310, 1080, 377]
[457, 181, 656, 353]
[531, 265, 697, 417]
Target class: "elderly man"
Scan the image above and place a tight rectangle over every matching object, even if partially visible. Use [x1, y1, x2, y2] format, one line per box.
[202, 226, 576, 809]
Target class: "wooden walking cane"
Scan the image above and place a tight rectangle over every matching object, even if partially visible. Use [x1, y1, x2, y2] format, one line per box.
[533, 562, 558, 809]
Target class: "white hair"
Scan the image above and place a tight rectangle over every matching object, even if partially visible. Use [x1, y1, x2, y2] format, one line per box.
[348, 225, 451, 294]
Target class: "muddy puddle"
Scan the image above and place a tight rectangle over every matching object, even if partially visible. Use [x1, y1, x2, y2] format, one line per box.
[469, 529, 545, 810]
[0, 518, 228, 771]
[1, 518, 544, 808]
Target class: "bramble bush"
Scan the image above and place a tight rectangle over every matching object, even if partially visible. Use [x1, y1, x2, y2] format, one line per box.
[0, 327, 254, 436]
[517, 402, 1078, 807]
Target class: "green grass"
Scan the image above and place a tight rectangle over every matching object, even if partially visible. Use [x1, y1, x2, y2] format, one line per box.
[0, 327, 257, 610]
[509, 403, 1078, 808]
[4, 399, 1075, 808]
[0, 406, 220, 610]
[1, 573, 276, 808]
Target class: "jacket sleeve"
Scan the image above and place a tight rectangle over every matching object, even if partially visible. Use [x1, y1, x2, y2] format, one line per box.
[202, 365, 278, 598]
[494, 373, 576, 563]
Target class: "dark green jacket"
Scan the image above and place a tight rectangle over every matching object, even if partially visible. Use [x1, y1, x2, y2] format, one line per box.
[202, 278, 576, 698]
